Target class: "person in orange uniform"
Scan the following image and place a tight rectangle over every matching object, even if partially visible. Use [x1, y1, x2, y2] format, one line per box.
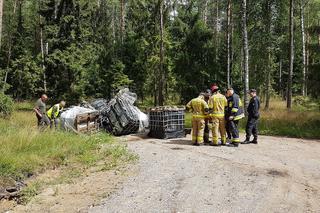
[209, 85, 228, 146]
[186, 93, 210, 146]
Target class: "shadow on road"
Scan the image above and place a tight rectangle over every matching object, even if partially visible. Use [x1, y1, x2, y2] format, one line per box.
[166, 139, 193, 146]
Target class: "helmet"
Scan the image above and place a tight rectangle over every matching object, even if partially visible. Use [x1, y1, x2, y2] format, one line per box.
[211, 84, 219, 92]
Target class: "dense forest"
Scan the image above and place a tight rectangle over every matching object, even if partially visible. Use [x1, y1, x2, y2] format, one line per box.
[0, 0, 319, 108]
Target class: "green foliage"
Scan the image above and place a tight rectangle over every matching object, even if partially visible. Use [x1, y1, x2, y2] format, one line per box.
[0, 92, 14, 117]
[0, 0, 320, 105]
[10, 53, 43, 99]
[19, 181, 42, 204]
[110, 61, 133, 91]
[173, 19, 216, 102]
[293, 96, 319, 111]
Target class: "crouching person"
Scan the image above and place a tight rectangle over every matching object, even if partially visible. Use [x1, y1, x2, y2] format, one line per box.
[47, 101, 66, 129]
[186, 93, 209, 146]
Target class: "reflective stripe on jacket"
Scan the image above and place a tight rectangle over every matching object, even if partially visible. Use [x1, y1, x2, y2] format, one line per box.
[209, 93, 228, 118]
[47, 104, 63, 119]
[186, 96, 209, 118]
[226, 93, 244, 120]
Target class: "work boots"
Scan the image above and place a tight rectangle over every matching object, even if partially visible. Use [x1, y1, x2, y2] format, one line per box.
[241, 137, 251, 144]
[193, 142, 200, 146]
[251, 137, 258, 144]
[227, 142, 239, 147]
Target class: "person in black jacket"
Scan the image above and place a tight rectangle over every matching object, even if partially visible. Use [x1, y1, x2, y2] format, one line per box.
[242, 89, 260, 144]
[225, 88, 245, 147]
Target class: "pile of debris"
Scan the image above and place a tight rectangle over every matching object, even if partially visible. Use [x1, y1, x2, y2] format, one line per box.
[0, 181, 25, 201]
[60, 89, 149, 136]
[60, 89, 185, 139]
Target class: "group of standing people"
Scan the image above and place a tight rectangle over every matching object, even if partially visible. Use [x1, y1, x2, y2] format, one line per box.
[186, 85, 260, 147]
[33, 94, 66, 129]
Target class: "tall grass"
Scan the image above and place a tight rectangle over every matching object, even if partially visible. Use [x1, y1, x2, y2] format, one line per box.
[0, 106, 134, 188]
[248, 100, 320, 139]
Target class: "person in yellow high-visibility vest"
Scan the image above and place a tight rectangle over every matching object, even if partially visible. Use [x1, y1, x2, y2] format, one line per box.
[47, 101, 66, 128]
[209, 85, 228, 146]
[186, 94, 209, 146]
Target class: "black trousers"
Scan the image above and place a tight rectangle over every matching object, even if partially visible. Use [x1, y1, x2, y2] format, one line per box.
[228, 120, 240, 142]
[226, 119, 231, 139]
[246, 116, 258, 139]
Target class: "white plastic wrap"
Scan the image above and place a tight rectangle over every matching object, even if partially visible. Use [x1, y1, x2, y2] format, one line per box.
[137, 108, 149, 133]
[60, 106, 98, 132]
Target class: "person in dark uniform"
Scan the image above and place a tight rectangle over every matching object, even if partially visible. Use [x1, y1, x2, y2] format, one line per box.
[225, 90, 232, 143]
[225, 88, 245, 147]
[242, 89, 260, 144]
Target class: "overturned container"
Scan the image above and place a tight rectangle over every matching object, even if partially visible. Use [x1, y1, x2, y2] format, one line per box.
[92, 89, 149, 136]
[148, 106, 185, 139]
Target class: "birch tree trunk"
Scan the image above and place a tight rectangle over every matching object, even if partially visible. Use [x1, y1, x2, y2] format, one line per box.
[203, 0, 208, 25]
[0, 0, 3, 49]
[305, 5, 310, 96]
[4, 0, 18, 86]
[279, 60, 283, 98]
[300, 1, 307, 96]
[214, 0, 219, 79]
[111, 4, 116, 44]
[40, 21, 47, 93]
[120, 0, 125, 44]
[158, 0, 165, 106]
[226, 0, 232, 87]
[265, 52, 271, 109]
[215, 0, 219, 61]
[287, 0, 294, 109]
[265, 0, 272, 110]
[241, 0, 250, 112]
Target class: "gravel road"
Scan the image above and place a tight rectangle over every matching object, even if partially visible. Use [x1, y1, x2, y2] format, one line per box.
[90, 135, 320, 213]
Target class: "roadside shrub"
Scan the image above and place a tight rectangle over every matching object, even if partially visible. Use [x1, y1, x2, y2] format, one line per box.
[0, 92, 14, 117]
[293, 96, 309, 106]
[293, 96, 319, 111]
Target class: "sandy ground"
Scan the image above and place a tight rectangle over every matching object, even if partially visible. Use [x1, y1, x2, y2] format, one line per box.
[90, 134, 320, 213]
[2, 165, 136, 213]
[4, 134, 320, 213]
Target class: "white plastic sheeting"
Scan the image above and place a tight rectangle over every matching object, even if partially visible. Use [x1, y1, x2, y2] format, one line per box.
[137, 110, 149, 133]
[60, 106, 98, 132]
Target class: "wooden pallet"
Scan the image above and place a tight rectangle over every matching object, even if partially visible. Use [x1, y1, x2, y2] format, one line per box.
[75, 112, 99, 133]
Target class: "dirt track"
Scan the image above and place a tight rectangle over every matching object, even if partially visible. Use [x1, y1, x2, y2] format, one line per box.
[90, 134, 320, 213]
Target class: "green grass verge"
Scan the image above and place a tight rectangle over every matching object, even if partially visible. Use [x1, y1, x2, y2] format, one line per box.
[0, 108, 136, 201]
